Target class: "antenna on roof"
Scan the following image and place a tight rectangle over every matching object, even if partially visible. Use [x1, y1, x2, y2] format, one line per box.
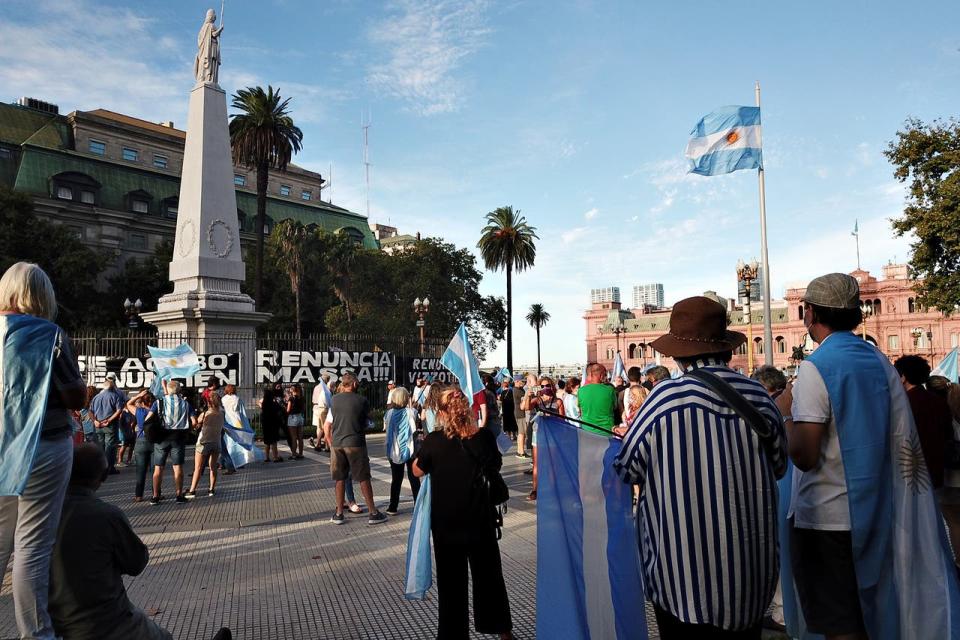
[362, 108, 372, 218]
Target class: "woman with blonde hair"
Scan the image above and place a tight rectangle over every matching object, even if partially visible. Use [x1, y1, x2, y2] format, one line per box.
[384, 386, 421, 515]
[185, 391, 224, 498]
[413, 387, 514, 640]
[286, 384, 306, 460]
[0, 262, 86, 639]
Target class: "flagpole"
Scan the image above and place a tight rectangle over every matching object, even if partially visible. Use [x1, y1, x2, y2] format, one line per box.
[854, 220, 861, 270]
[756, 81, 774, 367]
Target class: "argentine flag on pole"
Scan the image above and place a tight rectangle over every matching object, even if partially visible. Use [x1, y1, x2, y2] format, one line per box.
[611, 351, 626, 383]
[685, 106, 762, 176]
[148, 344, 202, 380]
[493, 366, 511, 384]
[933, 347, 959, 384]
[440, 322, 483, 400]
[536, 416, 647, 640]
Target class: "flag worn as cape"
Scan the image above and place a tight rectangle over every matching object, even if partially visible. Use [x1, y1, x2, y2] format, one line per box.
[385, 406, 417, 464]
[404, 474, 433, 600]
[222, 393, 265, 468]
[781, 331, 960, 640]
[0, 314, 59, 496]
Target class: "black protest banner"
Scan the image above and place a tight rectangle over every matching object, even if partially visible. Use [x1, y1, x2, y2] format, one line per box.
[394, 356, 457, 387]
[255, 350, 395, 385]
[78, 353, 240, 389]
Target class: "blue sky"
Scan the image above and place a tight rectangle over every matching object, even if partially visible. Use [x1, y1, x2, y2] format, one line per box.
[2, 0, 958, 365]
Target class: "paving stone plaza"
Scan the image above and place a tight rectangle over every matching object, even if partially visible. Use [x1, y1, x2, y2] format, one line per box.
[1, 435, 663, 640]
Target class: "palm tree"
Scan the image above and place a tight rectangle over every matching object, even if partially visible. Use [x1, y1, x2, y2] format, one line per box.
[478, 206, 538, 373]
[526, 303, 551, 375]
[273, 219, 308, 339]
[229, 86, 303, 305]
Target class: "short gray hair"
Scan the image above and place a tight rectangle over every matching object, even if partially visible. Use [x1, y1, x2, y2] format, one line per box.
[166, 380, 182, 394]
[752, 365, 787, 393]
[0, 262, 57, 320]
[646, 366, 670, 382]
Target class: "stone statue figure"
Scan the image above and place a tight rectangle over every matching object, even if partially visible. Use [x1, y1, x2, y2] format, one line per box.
[194, 9, 223, 84]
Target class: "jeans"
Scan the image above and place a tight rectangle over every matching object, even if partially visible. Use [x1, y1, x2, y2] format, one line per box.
[133, 439, 154, 498]
[388, 460, 421, 511]
[0, 435, 73, 640]
[344, 479, 356, 504]
[95, 425, 118, 471]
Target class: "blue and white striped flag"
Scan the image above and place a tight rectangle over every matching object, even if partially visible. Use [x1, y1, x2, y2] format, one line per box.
[536, 416, 647, 640]
[933, 347, 959, 384]
[0, 315, 59, 496]
[222, 395, 265, 467]
[404, 474, 433, 600]
[493, 366, 512, 384]
[440, 322, 482, 400]
[611, 351, 626, 383]
[685, 106, 762, 176]
[148, 344, 201, 380]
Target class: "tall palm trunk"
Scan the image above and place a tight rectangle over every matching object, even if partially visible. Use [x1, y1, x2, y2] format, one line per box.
[506, 263, 513, 374]
[253, 160, 269, 304]
[294, 285, 301, 340]
[536, 325, 541, 375]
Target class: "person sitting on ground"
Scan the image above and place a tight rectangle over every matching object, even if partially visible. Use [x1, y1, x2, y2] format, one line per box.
[48, 444, 232, 640]
[185, 391, 224, 499]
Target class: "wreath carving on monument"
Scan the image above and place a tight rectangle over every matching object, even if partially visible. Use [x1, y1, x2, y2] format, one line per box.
[178, 220, 197, 257]
[207, 219, 234, 258]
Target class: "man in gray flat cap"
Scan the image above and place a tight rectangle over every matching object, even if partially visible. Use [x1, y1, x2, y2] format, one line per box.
[774, 273, 960, 640]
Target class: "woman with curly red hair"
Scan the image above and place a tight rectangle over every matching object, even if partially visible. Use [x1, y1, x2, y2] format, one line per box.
[413, 387, 514, 640]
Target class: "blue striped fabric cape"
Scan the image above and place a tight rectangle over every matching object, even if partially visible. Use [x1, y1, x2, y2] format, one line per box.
[385, 406, 416, 465]
[781, 331, 960, 639]
[0, 314, 60, 496]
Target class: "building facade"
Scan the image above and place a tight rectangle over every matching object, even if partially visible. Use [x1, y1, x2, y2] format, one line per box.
[586, 264, 960, 374]
[633, 283, 664, 309]
[591, 287, 621, 304]
[369, 222, 421, 254]
[0, 99, 377, 283]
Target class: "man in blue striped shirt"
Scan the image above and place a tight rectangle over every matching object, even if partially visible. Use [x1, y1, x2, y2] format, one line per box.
[613, 296, 787, 639]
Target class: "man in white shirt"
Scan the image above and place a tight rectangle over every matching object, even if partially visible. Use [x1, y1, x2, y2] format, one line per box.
[310, 374, 331, 452]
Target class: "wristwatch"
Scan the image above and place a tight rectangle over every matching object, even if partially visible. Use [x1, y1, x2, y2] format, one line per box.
[782, 415, 793, 423]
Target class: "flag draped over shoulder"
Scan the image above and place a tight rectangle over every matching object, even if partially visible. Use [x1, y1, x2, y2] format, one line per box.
[0, 315, 59, 496]
[536, 416, 647, 640]
[685, 105, 762, 176]
[781, 332, 960, 640]
[222, 394, 265, 467]
[385, 406, 417, 464]
[404, 474, 433, 600]
[440, 322, 482, 399]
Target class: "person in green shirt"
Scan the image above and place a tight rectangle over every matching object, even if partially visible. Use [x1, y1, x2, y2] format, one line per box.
[578, 363, 617, 435]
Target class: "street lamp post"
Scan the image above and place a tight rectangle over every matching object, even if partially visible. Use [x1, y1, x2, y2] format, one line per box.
[124, 298, 143, 330]
[737, 259, 760, 374]
[413, 297, 430, 354]
[860, 302, 873, 342]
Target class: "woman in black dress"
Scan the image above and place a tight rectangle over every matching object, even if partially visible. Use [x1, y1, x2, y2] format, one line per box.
[258, 384, 283, 463]
[413, 387, 514, 640]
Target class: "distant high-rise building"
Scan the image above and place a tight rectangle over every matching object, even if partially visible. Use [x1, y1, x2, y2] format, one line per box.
[737, 265, 765, 303]
[591, 287, 621, 304]
[633, 283, 664, 309]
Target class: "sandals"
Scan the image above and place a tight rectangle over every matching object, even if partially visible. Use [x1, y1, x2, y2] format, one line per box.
[348, 504, 365, 514]
[526, 491, 537, 501]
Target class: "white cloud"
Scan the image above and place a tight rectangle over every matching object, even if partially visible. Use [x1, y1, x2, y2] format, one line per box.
[366, 0, 490, 115]
[561, 226, 587, 244]
[584, 207, 599, 220]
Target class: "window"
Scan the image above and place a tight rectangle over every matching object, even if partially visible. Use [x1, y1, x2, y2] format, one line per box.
[67, 226, 83, 241]
[56, 185, 73, 200]
[129, 233, 147, 250]
[237, 210, 247, 231]
[131, 200, 149, 214]
[279, 185, 291, 196]
[798, 305, 804, 320]
[153, 154, 168, 169]
[80, 190, 96, 204]
[88, 140, 105, 156]
[234, 174, 246, 186]
[873, 299, 882, 315]
[754, 337, 764, 355]
[775, 336, 786, 354]
[913, 327, 926, 349]
[122, 147, 138, 162]
[0, 148, 11, 159]
[888, 335, 900, 350]
[163, 197, 179, 218]
[301, 189, 311, 201]
[627, 344, 636, 359]
[952, 334, 959, 349]
[908, 298, 916, 314]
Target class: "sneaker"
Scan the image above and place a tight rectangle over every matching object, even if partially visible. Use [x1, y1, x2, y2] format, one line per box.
[330, 512, 346, 525]
[522, 468, 533, 475]
[368, 511, 388, 525]
[211, 628, 233, 640]
[183, 491, 196, 500]
[385, 507, 399, 515]
[149, 496, 161, 506]
[208, 490, 215, 497]
[175, 494, 188, 504]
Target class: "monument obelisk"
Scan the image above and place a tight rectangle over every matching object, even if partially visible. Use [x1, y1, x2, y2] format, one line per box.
[142, 8, 270, 344]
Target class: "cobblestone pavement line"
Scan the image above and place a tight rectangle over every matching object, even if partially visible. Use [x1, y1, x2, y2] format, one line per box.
[1, 436, 660, 639]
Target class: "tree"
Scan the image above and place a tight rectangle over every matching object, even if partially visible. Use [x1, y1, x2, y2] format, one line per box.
[272, 219, 308, 338]
[0, 187, 106, 330]
[885, 118, 960, 311]
[229, 86, 303, 306]
[477, 206, 538, 373]
[526, 303, 550, 375]
[105, 238, 174, 327]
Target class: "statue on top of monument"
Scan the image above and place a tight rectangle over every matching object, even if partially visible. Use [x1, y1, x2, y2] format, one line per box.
[194, 9, 223, 85]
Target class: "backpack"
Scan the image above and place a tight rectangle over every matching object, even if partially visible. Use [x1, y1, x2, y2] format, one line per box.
[144, 398, 168, 444]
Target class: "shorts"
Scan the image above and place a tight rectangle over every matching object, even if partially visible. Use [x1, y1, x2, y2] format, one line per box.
[531, 419, 538, 448]
[199, 442, 221, 456]
[153, 432, 187, 467]
[330, 446, 371, 482]
[790, 526, 866, 636]
[288, 413, 304, 428]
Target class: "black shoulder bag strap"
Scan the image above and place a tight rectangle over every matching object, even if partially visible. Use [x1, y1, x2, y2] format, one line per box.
[685, 368, 775, 463]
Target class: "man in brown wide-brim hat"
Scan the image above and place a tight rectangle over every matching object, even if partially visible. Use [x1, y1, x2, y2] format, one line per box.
[612, 296, 787, 638]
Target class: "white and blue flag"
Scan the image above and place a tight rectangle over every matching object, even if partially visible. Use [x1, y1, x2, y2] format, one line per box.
[933, 347, 959, 384]
[493, 367, 512, 384]
[536, 416, 647, 640]
[404, 475, 433, 600]
[440, 322, 482, 400]
[685, 105, 762, 176]
[222, 394, 265, 467]
[148, 344, 202, 381]
[611, 351, 626, 383]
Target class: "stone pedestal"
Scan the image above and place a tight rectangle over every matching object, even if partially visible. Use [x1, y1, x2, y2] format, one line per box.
[142, 81, 269, 380]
